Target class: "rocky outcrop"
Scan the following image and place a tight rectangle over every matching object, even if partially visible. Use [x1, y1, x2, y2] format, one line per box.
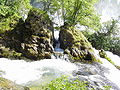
[21, 8, 54, 60]
[0, 77, 29, 90]
[59, 27, 98, 62]
[0, 7, 54, 60]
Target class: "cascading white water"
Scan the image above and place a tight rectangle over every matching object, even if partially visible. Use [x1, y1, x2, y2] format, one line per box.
[54, 30, 64, 52]
[106, 51, 120, 66]
[0, 58, 77, 86]
[93, 49, 120, 88]
[0, 0, 120, 89]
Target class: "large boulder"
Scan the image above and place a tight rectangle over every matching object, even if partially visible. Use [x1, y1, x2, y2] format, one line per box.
[59, 27, 97, 62]
[21, 7, 54, 60]
[0, 7, 54, 60]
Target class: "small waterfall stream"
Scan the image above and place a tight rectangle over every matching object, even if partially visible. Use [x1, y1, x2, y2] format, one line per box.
[51, 30, 69, 60]
[54, 30, 63, 52]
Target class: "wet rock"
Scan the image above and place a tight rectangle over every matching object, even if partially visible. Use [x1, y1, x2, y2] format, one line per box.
[0, 77, 29, 90]
[72, 62, 120, 90]
[0, 7, 54, 60]
[0, 44, 22, 59]
[59, 27, 97, 62]
[99, 49, 107, 58]
[64, 49, 70, 54]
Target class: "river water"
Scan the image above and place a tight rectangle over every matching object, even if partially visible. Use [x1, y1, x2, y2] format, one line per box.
[0, 30, 120, 89]
[0, 0, 120, 89]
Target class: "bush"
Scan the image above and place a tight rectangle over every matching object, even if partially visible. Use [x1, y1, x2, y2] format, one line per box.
[88, 19, 120, 56]
[30, 76, 88, 90]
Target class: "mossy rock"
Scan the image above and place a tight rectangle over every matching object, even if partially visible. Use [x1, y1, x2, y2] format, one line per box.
[0, 77, 29, 90]
[59, 27, 98, 63]
[25, 7, 53, 35]
[60, 27, 92, 49]
[0, 7, 54, 60]
[0, 45, 22, 59]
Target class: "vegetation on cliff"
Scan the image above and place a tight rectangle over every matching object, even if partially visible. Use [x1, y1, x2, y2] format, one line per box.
[0, 0, 54, 60]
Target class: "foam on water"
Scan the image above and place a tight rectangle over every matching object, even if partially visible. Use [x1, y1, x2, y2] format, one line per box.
[54, 30, 64, 52]
[0, 49, 120, 88]
[0, 58, 77, 85]
[94, 49, 120, 87]
[106, 51, 120, 66]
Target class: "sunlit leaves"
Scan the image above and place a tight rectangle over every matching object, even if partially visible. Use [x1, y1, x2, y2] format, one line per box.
[31, 0, 100, 30]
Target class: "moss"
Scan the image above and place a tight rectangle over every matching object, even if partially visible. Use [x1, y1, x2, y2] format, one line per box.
[0, 7, 53, 60]
[29, 76, 88, 90]
[99, 50, 120, 69]
[0, 13, 20, 33]
[60, 27, 98, 63]
[0, 45, 22, 59]
[0, 77, 29, 90]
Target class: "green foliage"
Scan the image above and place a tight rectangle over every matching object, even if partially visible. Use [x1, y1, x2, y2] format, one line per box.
[0, 77, 29, 90]
[99, 49, 120, 70]
[103, 86, 111, 90]
[31, 0, 100, 30]
[0, 0, 32, 33]
[88, 19, 120, 56]
[0, 13, 20, 33]
[30, 76, 88, 90]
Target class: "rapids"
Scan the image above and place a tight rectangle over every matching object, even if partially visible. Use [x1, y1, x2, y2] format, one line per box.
[0, 58, 77, 86]
[0, 49, 120, 89]
[0, 0, 120, 89]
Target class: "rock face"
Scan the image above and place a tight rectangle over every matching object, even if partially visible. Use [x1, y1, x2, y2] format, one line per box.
[22, 8, 54, 60]
[0, 7, 54, 60]
[59, 26, 97, 62]
[0, 77, 29, 90]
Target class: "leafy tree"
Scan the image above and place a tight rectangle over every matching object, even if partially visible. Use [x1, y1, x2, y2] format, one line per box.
[88, 19, 120, 56]
[31, 0, 100, 30]
[0, 0, 31, 33]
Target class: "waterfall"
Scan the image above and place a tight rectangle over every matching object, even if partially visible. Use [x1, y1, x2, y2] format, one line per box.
[93, 49, 120, 88]
[0, 0, 120, 89]
[54, 30, 63, 52]
[51, 30, 69, 60]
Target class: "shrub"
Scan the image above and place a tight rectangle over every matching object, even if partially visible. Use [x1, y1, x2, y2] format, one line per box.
[88, 19, 120, 56]
[30, 76, 88, 90]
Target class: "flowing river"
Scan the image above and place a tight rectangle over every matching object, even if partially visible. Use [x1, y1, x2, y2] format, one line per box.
[0, 0, 120, 89]
[0, 30, 120, 89]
